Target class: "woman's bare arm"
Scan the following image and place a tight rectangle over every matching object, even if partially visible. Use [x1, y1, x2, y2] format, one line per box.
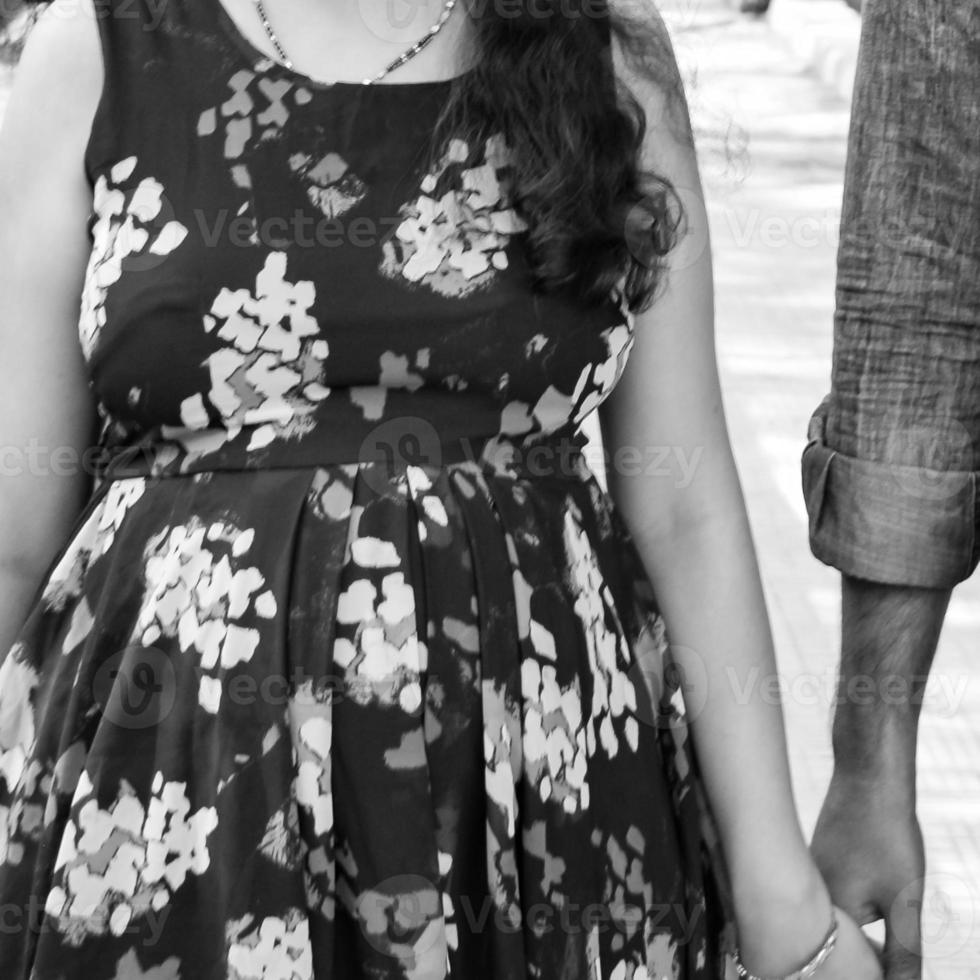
[599, 12, 880, 977]
[0, 0, 103, 656]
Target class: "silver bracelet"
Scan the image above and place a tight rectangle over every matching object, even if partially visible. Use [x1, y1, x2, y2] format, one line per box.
[732, 911, 838, 980]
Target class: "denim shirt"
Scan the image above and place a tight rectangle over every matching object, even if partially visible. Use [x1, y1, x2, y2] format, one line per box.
[802, 0, 980, 589]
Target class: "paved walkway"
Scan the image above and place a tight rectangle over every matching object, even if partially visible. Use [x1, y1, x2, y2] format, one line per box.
[657, 1, 980, 974]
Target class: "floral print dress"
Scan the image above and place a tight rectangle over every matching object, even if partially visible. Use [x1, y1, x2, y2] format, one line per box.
[0, 0, 738, 976]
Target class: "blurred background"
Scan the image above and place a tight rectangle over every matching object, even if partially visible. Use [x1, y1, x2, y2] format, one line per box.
[1, 0, 978, 975]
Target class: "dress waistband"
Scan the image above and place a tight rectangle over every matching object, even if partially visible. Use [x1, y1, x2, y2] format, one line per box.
[95, 422, 595, 485]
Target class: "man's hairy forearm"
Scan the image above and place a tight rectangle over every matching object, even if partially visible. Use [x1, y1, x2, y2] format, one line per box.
[832, 574, 952, 795]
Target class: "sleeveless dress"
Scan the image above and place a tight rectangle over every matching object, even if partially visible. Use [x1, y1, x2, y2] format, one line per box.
[0, 0, 738, 976]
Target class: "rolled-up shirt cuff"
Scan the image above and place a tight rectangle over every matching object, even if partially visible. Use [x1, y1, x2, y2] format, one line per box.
[801, 399, 979, 589]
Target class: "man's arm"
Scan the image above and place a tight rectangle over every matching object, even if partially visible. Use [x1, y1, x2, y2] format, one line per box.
[811, 576, 951, 980]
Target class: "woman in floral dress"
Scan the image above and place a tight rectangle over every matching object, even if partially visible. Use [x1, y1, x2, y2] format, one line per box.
[0, 0, 881, 976]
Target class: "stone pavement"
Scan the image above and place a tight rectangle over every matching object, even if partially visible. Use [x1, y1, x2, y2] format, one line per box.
[653, 0, 980, 974]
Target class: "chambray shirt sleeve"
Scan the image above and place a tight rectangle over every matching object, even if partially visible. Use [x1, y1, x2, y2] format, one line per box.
[802, 395, 979, 589]
[801, 0, 980, 590]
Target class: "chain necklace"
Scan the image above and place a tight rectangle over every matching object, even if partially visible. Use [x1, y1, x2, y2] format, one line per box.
[251, 0, 459, 85]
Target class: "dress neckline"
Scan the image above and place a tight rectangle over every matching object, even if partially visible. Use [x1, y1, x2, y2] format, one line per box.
[211, 0, 478, 91]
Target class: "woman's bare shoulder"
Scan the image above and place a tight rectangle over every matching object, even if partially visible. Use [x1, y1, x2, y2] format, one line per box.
[3, 0, 103, 158]
[604, 0, 692, 146]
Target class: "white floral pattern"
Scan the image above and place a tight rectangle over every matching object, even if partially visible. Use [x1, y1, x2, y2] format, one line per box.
[226, 907, 313, 980]
[198, 68, 313, 186]
[334, 563, 425, 712]
[379, 133, 529, 297]
[564, 503, 643, 759]
[0, 647, 42, 868]
[46, 769, 219, 943]
[42, 478, 147, 614]
[288, 150, 368, 220]
[79, 157, 188, 360]
[131, 517, 278, 714]
[176, 251, 331, 457]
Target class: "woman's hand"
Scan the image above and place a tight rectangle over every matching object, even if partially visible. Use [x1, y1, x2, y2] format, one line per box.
[733, 865, 883, 980]
[830, 908, 886, 979]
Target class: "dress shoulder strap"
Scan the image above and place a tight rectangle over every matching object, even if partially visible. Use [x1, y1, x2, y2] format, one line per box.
[84, 0, 223, 188]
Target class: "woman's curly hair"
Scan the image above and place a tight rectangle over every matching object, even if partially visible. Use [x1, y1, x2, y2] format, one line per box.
[2, 0, 689, 315]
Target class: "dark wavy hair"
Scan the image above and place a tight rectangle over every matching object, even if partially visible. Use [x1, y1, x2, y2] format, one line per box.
[1, 0, 689, 315]
[433, 0, 690, 315]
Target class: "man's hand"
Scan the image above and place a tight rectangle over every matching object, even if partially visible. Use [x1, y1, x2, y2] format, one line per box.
[811, 773, 925, 980]
[812, 575, 952, 979]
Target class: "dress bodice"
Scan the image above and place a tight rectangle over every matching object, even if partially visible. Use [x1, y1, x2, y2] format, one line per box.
[80, 0, 636, 479]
